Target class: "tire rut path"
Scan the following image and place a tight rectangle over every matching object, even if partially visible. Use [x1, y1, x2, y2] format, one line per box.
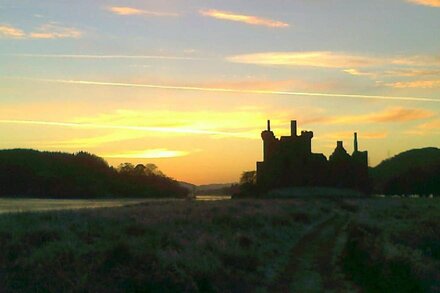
[270, 214, 353, 292]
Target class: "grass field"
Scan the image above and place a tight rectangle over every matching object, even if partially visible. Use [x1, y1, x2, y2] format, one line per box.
[0, 197, 438, 292]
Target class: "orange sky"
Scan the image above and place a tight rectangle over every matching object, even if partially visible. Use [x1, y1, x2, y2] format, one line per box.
[1, 1, 440, 184]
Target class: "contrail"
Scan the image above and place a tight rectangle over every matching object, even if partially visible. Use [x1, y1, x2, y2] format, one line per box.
[18, 77, 440, 103]
[7, 54, 201, 60]
[0, 119, 252, 138]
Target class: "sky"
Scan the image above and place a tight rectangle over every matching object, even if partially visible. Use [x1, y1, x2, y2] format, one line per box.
[1, 0, 440, 184]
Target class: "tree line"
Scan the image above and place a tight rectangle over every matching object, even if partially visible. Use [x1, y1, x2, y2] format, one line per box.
[0, 149, 188, 198]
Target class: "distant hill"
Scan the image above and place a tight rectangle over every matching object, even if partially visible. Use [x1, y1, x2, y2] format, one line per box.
[177, 182, 237, 195]
[196, 183, 235, 191]
[179, 181, 196, 191]
[195, 183, 237, 195]
[371, 147, 440, 195]
[0, 149, 188, 198]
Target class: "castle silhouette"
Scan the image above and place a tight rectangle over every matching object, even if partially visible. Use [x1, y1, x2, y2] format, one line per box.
[256, 120, 370, 192]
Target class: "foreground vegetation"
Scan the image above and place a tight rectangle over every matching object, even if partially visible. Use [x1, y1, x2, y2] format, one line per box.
[343, 198, 440, 292]
[0, 197, 438, 292]
[0, 199, 330, 291]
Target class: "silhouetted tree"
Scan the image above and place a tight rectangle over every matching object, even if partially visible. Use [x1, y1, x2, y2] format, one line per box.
[237, 171, 258, 197]
[240, 171, 257, 185]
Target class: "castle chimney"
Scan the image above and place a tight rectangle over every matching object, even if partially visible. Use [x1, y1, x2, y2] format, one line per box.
[291, 120, 297, 137]
[337, 141, 343, 148]
[267, 120, 271, 131]
[354, 132, 358, 152]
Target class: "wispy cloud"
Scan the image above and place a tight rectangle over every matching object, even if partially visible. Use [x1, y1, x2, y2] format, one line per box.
[407, 118, 440, 135]
[0, 23, 81, 39]
[0, 107, 317, 143]
[17, 77, 440, 103]
[384, 69, 440, 77]
[201, 79, 335, 92]
[228, 51, 378, 68]
[343, 68, 377, 77]
[0, 24, 25, 38]
[229, 51, 440, 70]
[344, 68, 440, 80]
[28, 24, 82, 39]
[318, 131, 388, 142]
[365, 107, 433, 122]
[328, 107, 434, 124]
[108, 6, 178, 17]
[387, 80, 440, 88]
[406, 0, 440, 7]
[391, 55, 440, 66]
[104, 149, 190, 159]
[0, 118, 255, 139]
[9, 54, 198, 60]
[200, 9, 289, 28]
[41, 131, 148, 148]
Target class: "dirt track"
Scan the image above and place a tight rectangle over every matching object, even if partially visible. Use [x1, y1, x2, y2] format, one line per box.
[271, 214, 356, 292]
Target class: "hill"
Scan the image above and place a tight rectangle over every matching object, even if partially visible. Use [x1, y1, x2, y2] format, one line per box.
[195, 183, 237, 195]
[371, 147, 440, 195]
[0, 149, 188, 198]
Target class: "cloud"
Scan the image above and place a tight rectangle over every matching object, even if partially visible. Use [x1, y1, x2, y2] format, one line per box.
[0, 23, 81, 39]
[408, 119, 440, 135]
[229, 51, 440, 73]
[343, 68, 377, 77]
[29, 24, 82, 39]
[228, 51, 378, 68]
[366, 107, 433, 122]
[343, 67, 440, 80]
[200, 9, 289, 28]
[318, 131, 388, 142]
[391, 55, 440, 66]
[406, 0, 440, 7]
[0, 24, 25, 38]
[200, 79, 334, 92]
[104, 149, 190, 159]
[384, 69, 440, 77]
[387, 80, 440, 88]
[329, 107, 434, 124]
[19, 77, 440, 103]
[41, 131, 148, 149]
[0, 118, 249, 138]
[108, 6, 178, 17]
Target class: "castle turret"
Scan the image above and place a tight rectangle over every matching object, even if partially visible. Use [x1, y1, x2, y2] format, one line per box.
[330, 141, 350, 162]
[291, 120, 297, 137]
[354, 132, 358, 153]
[261, 120, 277, 161]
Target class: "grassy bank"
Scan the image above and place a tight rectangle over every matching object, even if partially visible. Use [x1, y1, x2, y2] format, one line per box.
[0, 199, 331, 292]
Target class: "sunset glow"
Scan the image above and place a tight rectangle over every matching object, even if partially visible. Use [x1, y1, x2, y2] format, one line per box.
[1, 1, 439, 184]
